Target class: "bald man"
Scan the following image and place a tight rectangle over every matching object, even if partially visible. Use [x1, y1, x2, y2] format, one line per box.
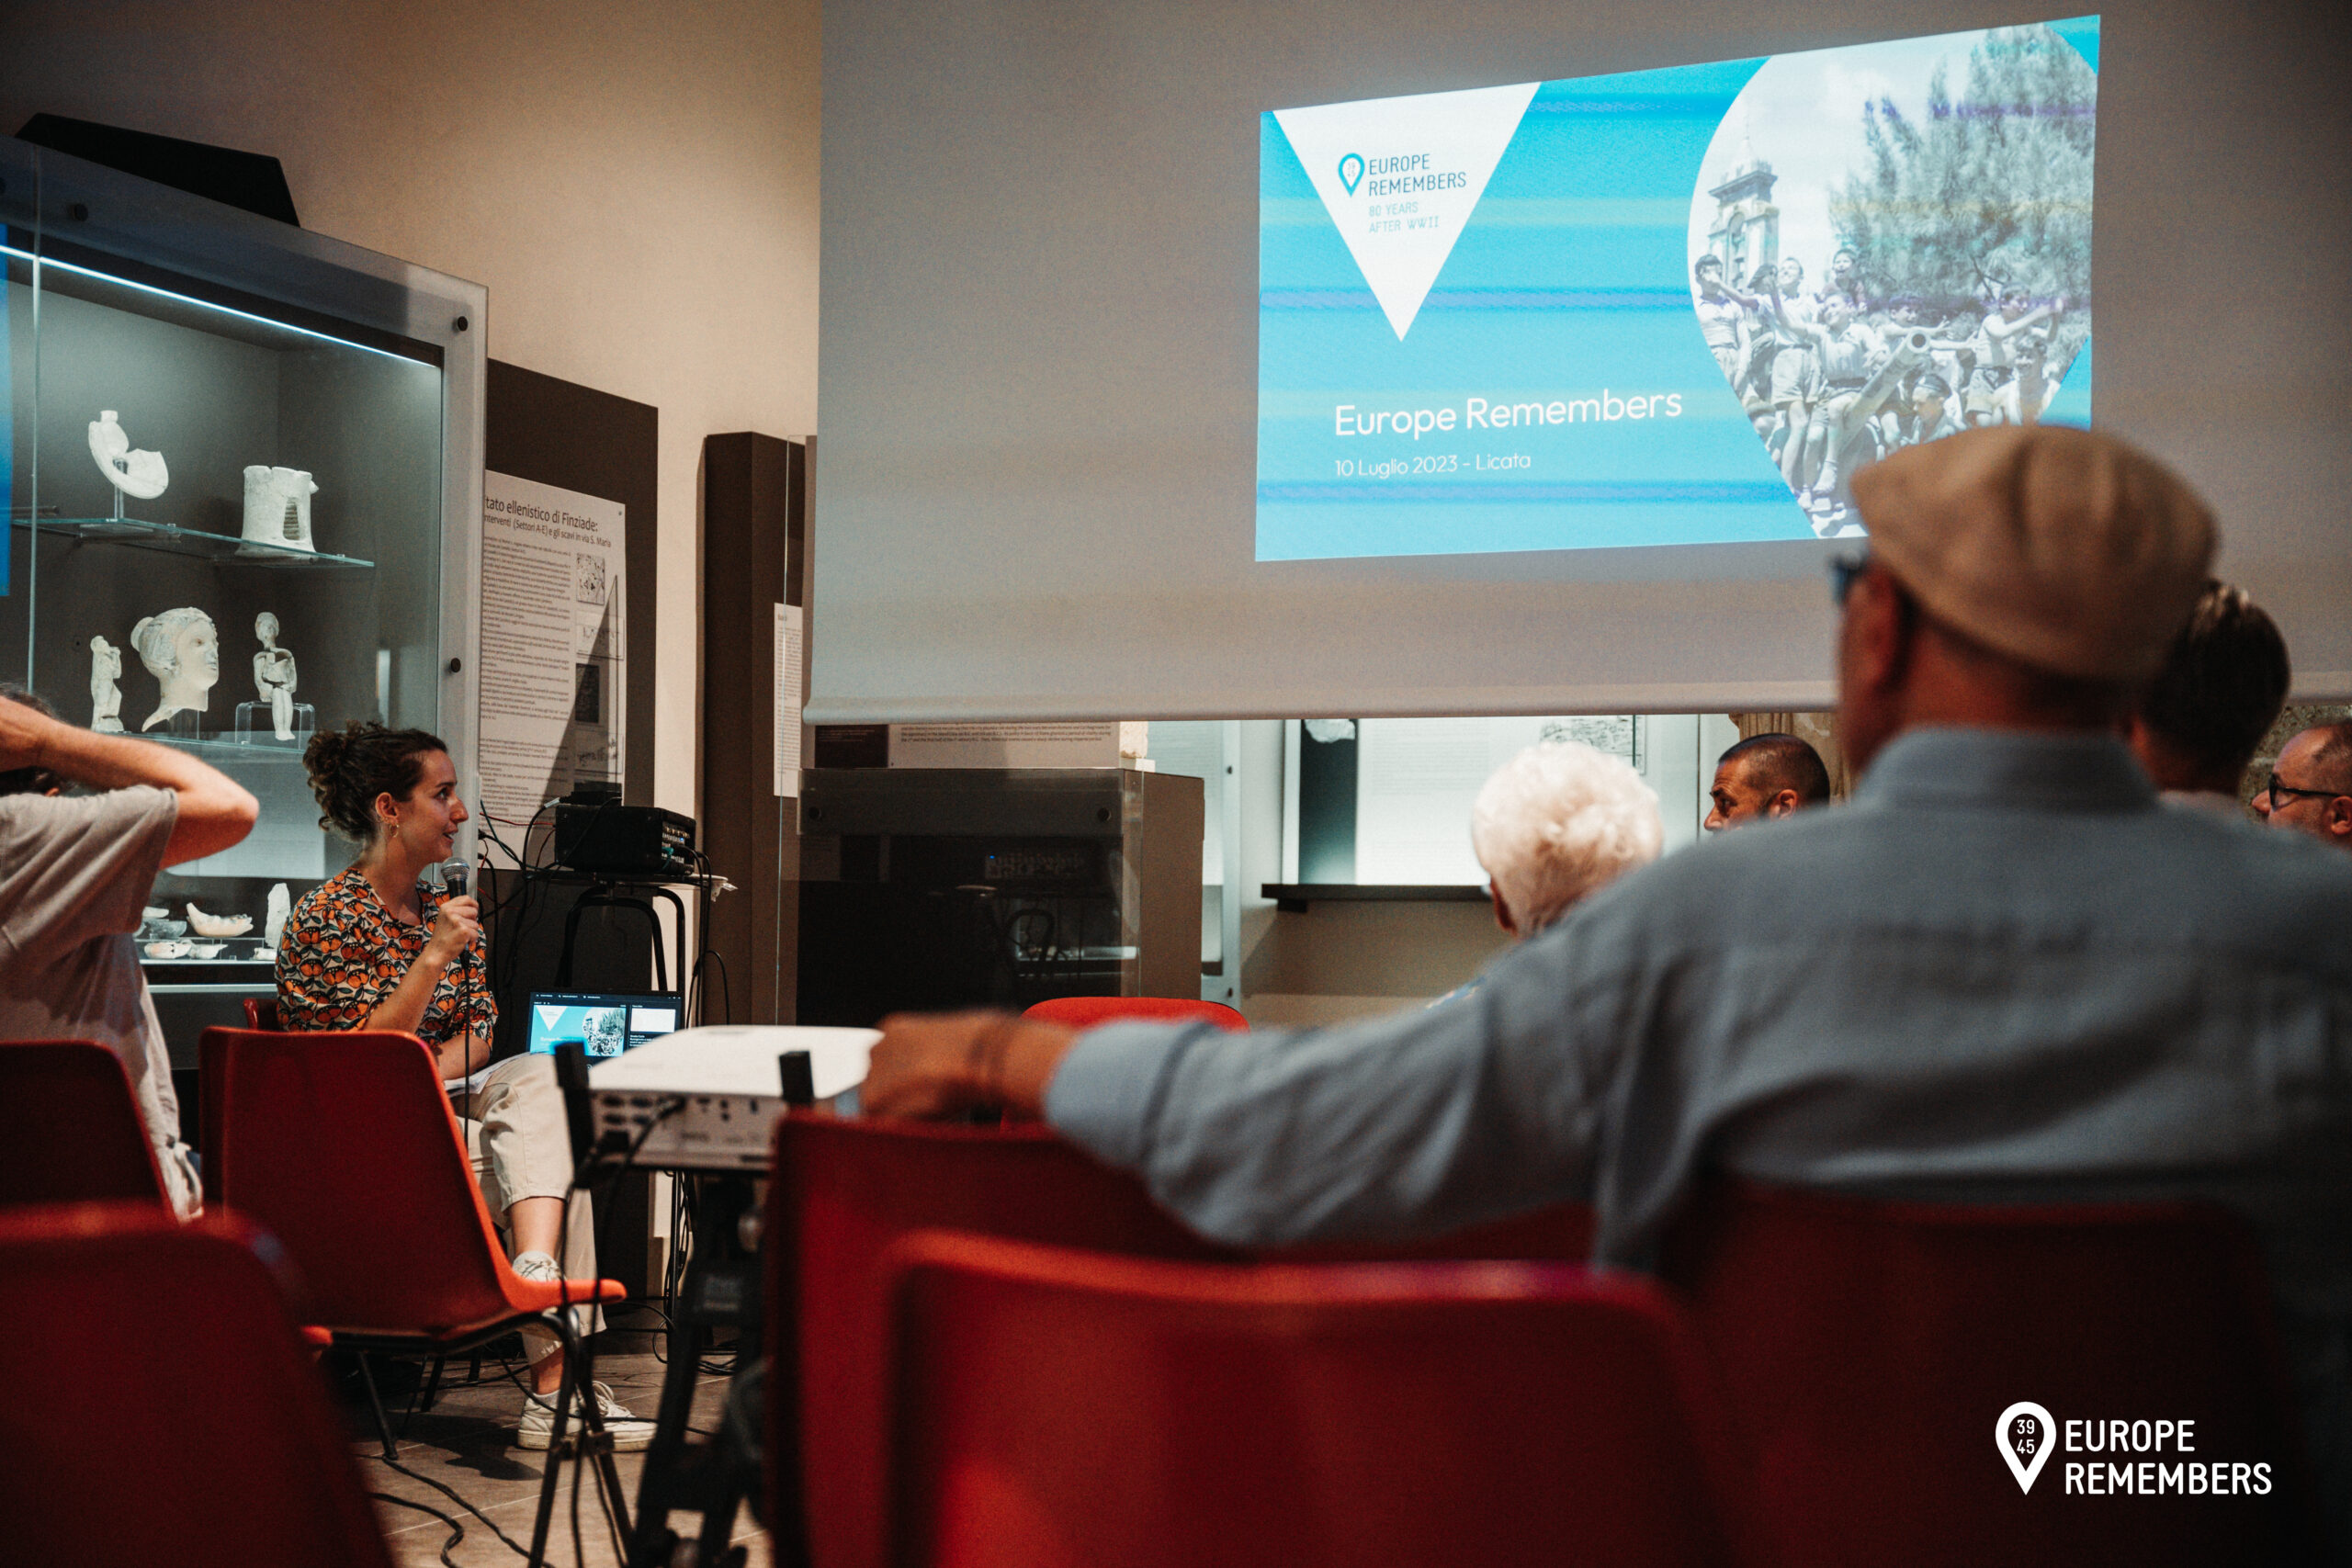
[2254, 721, 2352, 848]
[1702, 731, 1832, 831]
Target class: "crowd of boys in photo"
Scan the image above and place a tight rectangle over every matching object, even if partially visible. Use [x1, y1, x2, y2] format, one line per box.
[1694, 245, 2075, 536]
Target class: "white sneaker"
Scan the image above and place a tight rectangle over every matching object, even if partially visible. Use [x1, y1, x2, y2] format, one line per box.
[512, 1249, 560, 1284]
[516, 1381, 658, 1452]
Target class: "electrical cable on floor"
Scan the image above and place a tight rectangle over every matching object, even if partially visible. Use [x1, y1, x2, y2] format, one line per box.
[367, 1449, 532, 1560]
[367, 1488, 470, 1568]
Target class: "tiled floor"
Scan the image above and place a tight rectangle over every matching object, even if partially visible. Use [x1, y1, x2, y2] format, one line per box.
[348, 1338, 772, 1568]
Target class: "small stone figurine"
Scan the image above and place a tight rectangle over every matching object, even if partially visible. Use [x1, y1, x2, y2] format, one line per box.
[263, 883, 291, 952]
[89, 636, 124, 733]
[253, 613, 300, 740]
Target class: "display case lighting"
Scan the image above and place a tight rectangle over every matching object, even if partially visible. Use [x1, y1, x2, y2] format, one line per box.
[2, 242, 417, 363]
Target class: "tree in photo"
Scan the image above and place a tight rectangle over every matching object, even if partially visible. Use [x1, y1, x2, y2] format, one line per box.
[1831, 24, 2095, 344]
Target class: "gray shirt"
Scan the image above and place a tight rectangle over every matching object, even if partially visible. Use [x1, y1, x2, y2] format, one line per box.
[0, 786, 198, 1213]
[1047, 730, 2352, 1499]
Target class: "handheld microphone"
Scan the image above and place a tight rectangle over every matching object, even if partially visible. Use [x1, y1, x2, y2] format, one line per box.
[441, 858, 469, 899]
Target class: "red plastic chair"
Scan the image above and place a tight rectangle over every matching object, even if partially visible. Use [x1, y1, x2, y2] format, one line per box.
[242, 995, 282, 1031]
[198, 1027, 627, 1456]
[1662, 1179, 2320, 1567]
[770, 1118, 1236, 1568]
[0, 1201, 396, 1568]
[0, 1039, 168, 1206]
[765, 1114, 1598, 1568]
[1023, 995, 1248, 1031]
[885, 1232, 1763, 1568]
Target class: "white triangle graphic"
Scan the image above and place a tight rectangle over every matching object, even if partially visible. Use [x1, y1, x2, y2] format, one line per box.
[1275, 82, 1538, 340]
[536, 1005, 569, 1032]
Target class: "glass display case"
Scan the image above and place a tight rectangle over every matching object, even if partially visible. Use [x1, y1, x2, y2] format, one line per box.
[1, 136, 483, 1017]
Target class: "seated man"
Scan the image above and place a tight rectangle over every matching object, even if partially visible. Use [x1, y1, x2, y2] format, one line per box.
[2254, 720, 2352, 848]
[863, 426, 2352, 1534]
[0, 686, 258, 1213]
[2125, 580, 2290, 818]
[1703, 732, 1831, 832]
[1430, 741, 1661, 1006]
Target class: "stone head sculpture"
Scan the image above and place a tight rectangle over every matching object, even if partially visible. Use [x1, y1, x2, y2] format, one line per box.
[130, 607, 220, 731]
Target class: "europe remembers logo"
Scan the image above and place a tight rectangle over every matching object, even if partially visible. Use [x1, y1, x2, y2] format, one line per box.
[1999, 1401, 2057, 1494]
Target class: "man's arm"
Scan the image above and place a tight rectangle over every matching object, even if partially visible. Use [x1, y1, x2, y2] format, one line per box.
[865, 1010, 1081, 1119]
[0, 698, 257, 865]
[864, 925, 1621, 1248]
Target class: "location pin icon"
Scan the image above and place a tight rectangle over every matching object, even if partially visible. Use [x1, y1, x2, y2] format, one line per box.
[1338, 153, 1364, 196]
[1996, 1402, 2056, 1494]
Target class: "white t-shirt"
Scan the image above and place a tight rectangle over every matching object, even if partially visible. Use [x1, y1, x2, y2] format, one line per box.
[0, 786, 198, 1213]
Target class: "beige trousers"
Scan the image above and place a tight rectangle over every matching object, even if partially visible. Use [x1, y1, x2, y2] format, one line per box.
[453, 1053, 602, 1360]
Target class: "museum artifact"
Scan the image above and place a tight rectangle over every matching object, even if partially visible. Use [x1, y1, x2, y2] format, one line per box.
[186, 903, 254, 938]
[130, 608, 220, 732]
[264, 883, 291, 950]
[89, 637, 124, 732]
[252, 613, 300, 739]
[142, 940, 192, 960]
[87, 411, 169, 515]
[242, 465, 319, 552]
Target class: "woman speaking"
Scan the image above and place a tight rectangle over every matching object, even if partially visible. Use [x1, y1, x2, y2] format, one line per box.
[277, 720, 653, 1451]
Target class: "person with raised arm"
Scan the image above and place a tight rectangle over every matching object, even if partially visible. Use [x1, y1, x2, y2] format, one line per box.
[0, 684, 257, 1213]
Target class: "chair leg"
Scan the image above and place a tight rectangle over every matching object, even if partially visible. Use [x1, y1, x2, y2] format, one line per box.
[356, 1352, 400, 1460]
[418, 1355, 447, 1414]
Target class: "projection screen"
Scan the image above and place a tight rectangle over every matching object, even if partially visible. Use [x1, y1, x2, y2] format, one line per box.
[811, 0, 2352, 722]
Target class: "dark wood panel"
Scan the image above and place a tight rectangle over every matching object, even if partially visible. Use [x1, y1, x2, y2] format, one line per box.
[700, 433, 805, 1023]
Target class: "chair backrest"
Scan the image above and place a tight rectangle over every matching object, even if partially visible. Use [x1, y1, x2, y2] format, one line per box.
[1662, 1178, 2319, 1566]
[885, 1232, 1759, 1568]
[769, 1116, 1239, 1568]
[242, 995, 282, 1031]
[0, 1039, 167, 1206]
[1022, 995, 1248, 1031]
[0, 1201, 396, 1568]
[765, 1114, 1601, 1568]
[199, 1026, 521, 1334]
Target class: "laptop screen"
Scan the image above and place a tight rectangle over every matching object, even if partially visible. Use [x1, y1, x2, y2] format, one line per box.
[526, 992, 683, 1059]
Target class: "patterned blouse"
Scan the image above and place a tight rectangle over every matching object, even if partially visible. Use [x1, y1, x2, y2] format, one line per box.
[277, 866, 496, 1045]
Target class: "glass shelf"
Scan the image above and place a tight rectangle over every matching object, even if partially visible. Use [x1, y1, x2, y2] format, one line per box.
[11, 514, 375, 570]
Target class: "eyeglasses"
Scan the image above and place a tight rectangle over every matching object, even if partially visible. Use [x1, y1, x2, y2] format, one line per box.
[2263, 773, 2342, 809]
[1829, 551, 1870, 607]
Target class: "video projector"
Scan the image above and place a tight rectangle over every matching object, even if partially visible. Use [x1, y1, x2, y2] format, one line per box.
[585, 1025, 879, 1171]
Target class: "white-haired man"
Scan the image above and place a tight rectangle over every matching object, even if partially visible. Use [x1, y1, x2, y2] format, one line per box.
[1472, 740, 1662, 939]
[1427, 741, 1663, 1009]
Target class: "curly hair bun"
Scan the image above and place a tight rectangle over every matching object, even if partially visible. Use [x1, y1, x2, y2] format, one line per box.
[302, 719, 449, 843]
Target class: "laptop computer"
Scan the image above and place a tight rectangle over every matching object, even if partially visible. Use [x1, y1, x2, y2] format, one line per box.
[526, 990, 684, 1060]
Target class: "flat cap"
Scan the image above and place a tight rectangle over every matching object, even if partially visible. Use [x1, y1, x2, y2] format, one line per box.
[1852, 425, 2217, 682]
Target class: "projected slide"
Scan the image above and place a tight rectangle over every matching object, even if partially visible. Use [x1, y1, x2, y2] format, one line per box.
[1256, 18, 2098, 560]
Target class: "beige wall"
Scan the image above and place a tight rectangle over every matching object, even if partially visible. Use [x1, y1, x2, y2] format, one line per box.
[0, 0, 823, 818]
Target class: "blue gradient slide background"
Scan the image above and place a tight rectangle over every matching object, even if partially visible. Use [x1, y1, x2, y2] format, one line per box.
[1257, 39, 2095, 562]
